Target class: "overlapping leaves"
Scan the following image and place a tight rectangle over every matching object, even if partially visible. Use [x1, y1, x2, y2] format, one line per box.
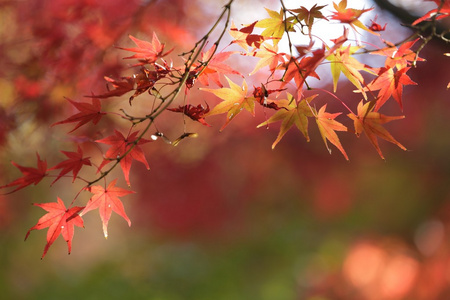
[3, 0, 440, 258]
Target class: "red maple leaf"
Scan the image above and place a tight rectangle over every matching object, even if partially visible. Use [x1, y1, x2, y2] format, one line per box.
[368, 15, 387, 31]
[412, 0, 450, 25]
[51, 98, 105, 132]
[87, 76, 135, 99]
[253, 84, 285, 110]
[49, 145, 92, 185]
[96, 130, 151, 186]
[88, 67, 168, 103]
[117, 33, 174, 64]
[0, 152, 48, 195]
[25, 198, 84, 259]
[280, 53, 321, 96]
[81, 179, 135, 238]
[280, 29, 349, 97]
[167, 103, 211, 126]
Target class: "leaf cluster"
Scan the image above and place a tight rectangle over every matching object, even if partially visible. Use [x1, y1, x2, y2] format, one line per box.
[1, 0, 449, 258]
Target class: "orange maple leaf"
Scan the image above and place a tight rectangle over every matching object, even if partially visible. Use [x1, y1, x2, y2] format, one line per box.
[348, 101, 406, 159]
[371, 39, 424, 69]
[248, 43, 286, 75]
[25, 198, 84, 259]
[81, 179, 134, 239]
[315, 104, 349, 160]
[364, 66, 417, 111]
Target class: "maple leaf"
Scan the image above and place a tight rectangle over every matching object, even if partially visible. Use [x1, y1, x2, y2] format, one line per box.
[279, 29, 349, 97]
[49, 145, 92, 185]
[191, 45, 242, 88]
[96, 130, 151, 186]
[201, 77, 255, 131]
[257, 93, 316, 148]
[229, 21, 268, 51]
[412, 0, 450, 25]
[364, 66, 417, 111]
[127, 67, 163, 104]
[255, 8, 296, 45]
[88, 76, 135, 99]
[81, 179, 134, 239]
[315, 104, 349, 160]
[371, 39, 424, 69]
[0, 152, 47, 195]
[51, 98, 105, 133]
[88, 66, 166, 103]
[368, 15, 387, 32]
[279, 53, 321, 96]
[25, 198, 84, 259]
[252, 84, 286, 110]
[348, 100, 406, 159]
[327, 45, 367, 98]
[248, 43, 286, 75]
[330, 0, 375, 34]
[290, 4, 328, 32]
[117, 33, 174, 64]
[167, 103, 211, 126]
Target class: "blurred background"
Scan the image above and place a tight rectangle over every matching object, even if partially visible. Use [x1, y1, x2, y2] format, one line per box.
[0, 0, 450, 299]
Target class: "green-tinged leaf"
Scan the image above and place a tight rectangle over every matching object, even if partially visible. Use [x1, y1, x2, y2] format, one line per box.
[327, 45, 367, 98]
[201, 77, 255, 130]
[255, 8, 295, 45]
[257, 93, 316, 149]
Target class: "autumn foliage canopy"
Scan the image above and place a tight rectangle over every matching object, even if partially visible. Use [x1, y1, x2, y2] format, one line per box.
[1, 0, 449, 259]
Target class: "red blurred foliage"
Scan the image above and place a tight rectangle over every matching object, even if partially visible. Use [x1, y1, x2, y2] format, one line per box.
[0, 0, 199, 139]
[134, 153, 244, 238]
